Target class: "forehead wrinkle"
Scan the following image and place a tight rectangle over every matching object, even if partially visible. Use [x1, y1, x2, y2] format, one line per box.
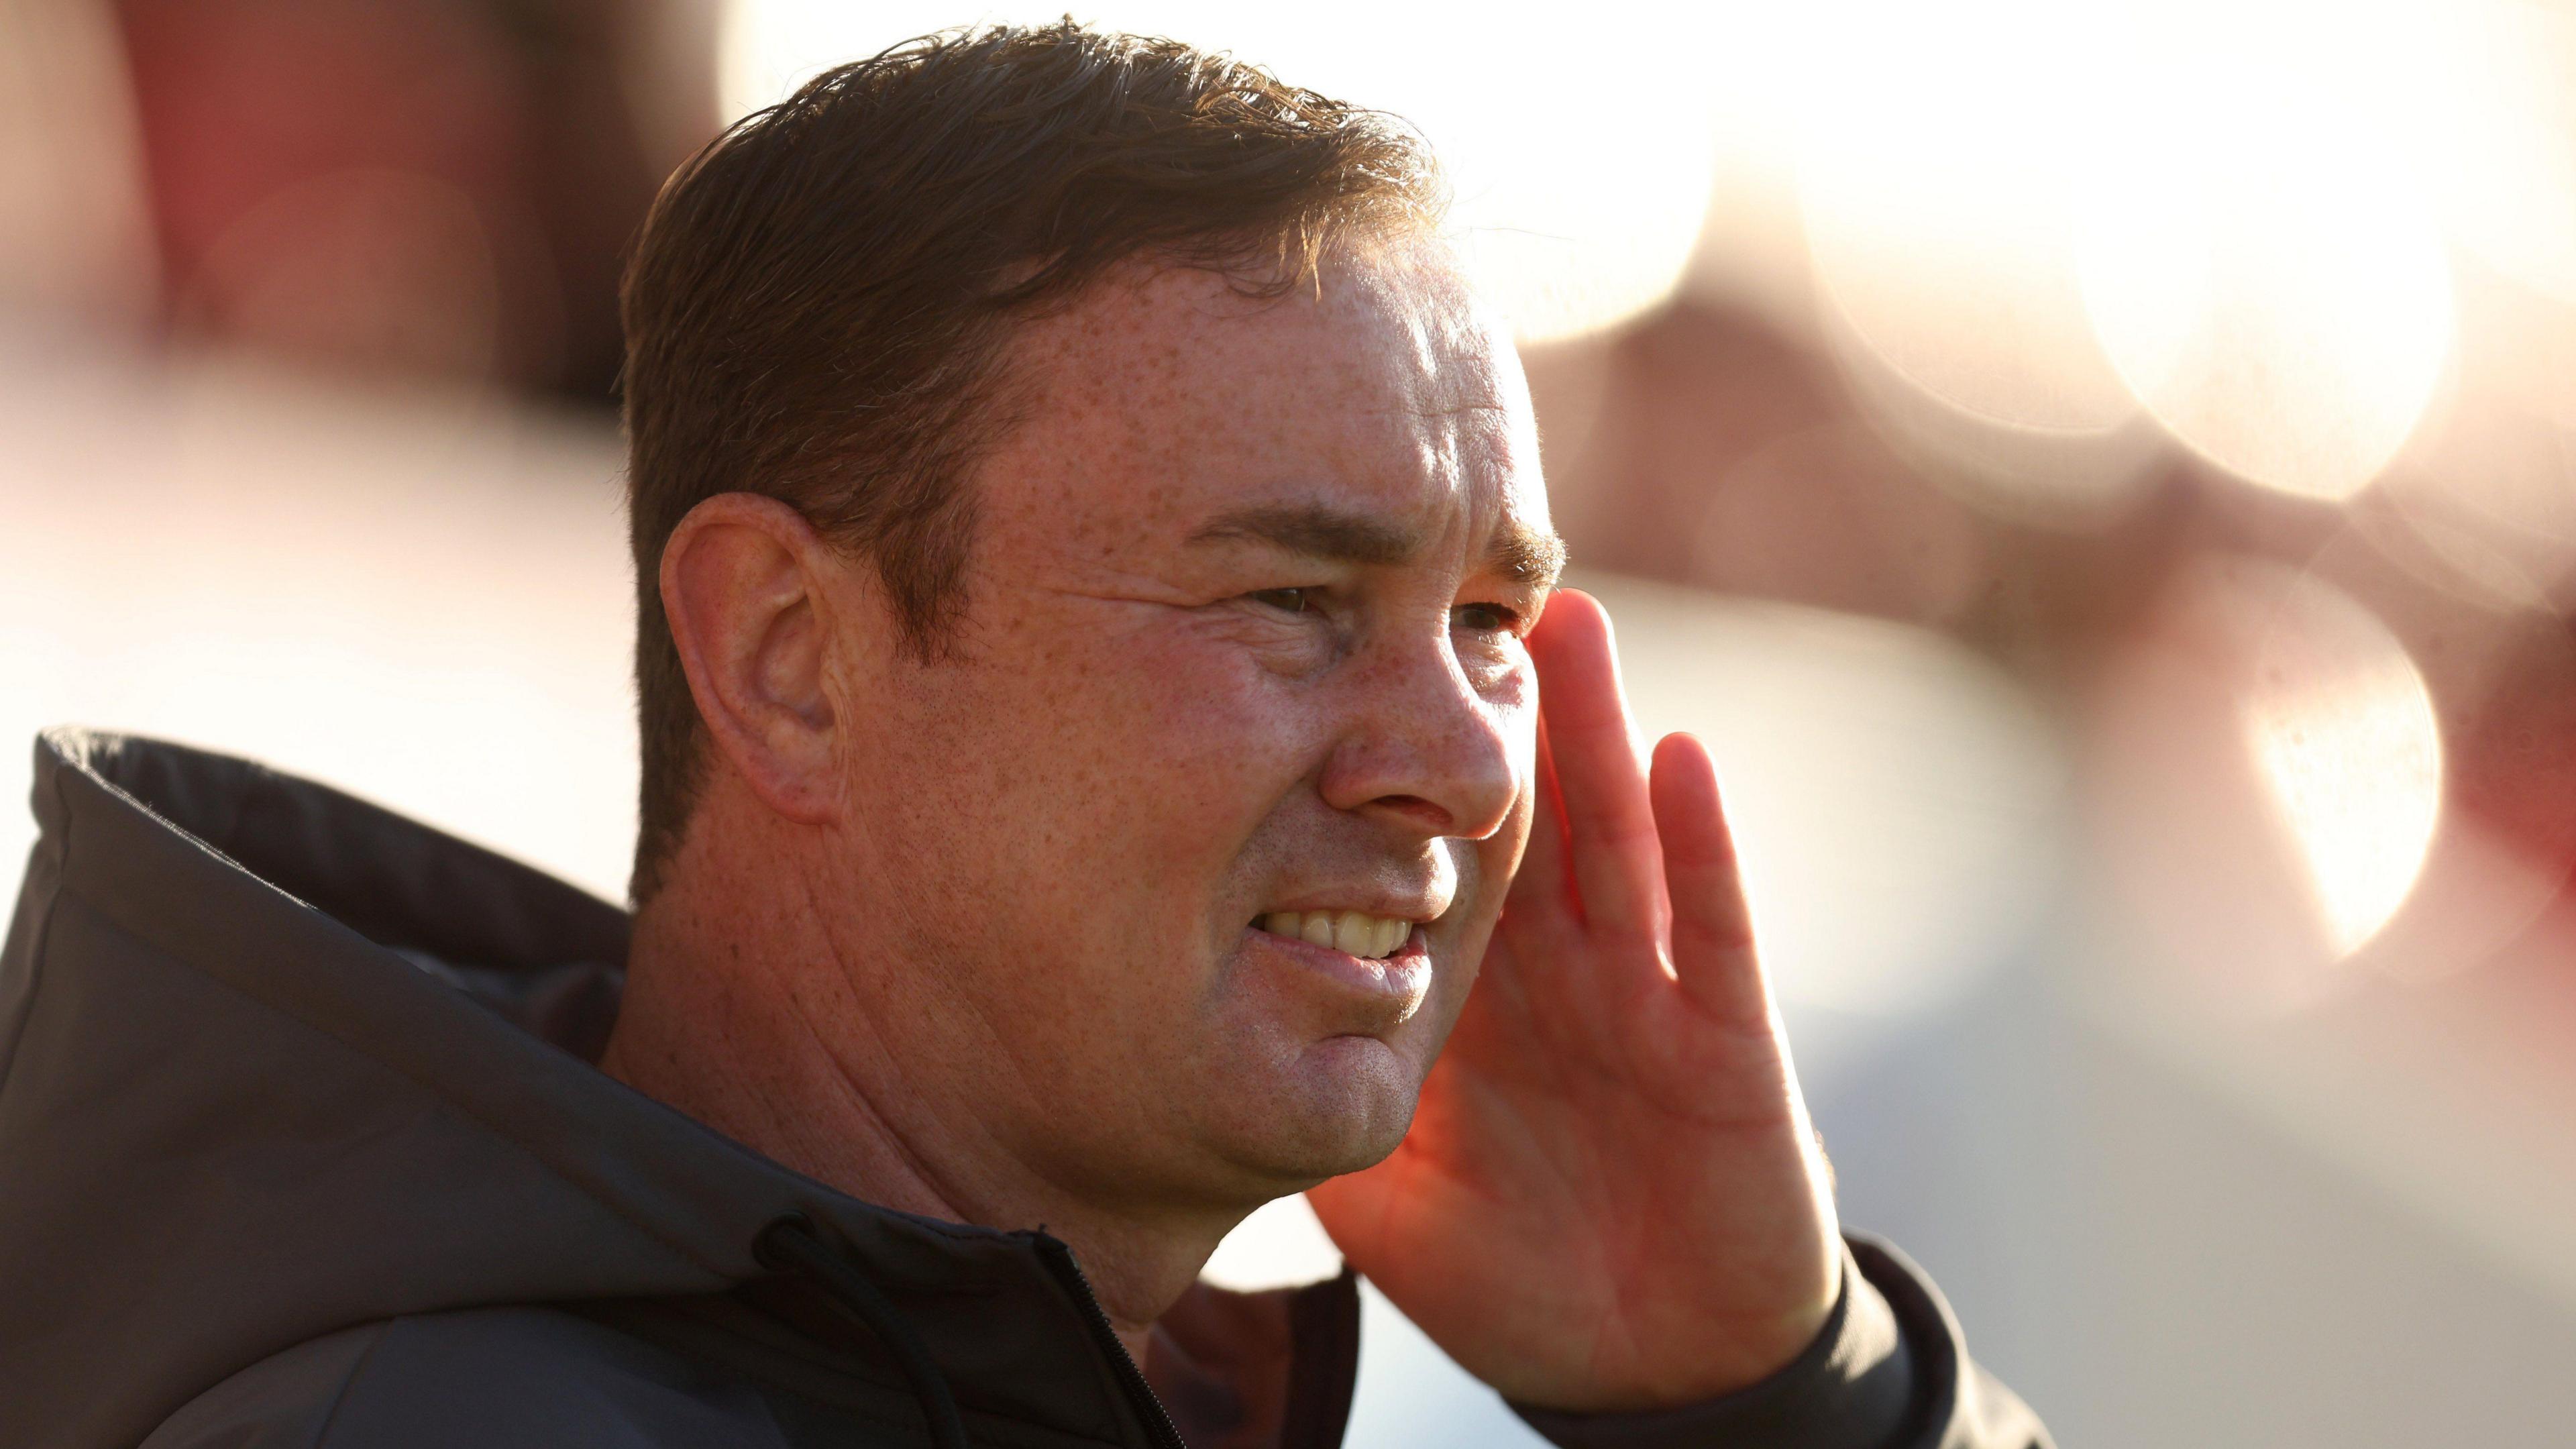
[983, 246, 1544, 586]
[1407, 396, 1511, 425]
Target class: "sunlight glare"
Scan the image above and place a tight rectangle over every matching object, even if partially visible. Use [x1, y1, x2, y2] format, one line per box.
[2418, 0, 2576, 305]
[718, 1, 1725, 343]
[1793, 0, 2139, 436]
[2074, 8, 2455, 501]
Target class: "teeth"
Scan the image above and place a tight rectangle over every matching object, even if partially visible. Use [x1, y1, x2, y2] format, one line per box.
[1333, 910, 1373, 956]
[1258, 909, 1414, 960]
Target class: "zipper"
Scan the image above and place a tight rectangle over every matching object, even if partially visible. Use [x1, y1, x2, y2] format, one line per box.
[1031, 1234, 1190, 1449]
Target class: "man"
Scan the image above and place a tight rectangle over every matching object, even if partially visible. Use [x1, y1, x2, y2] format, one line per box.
[0, 23, 2047, 1449]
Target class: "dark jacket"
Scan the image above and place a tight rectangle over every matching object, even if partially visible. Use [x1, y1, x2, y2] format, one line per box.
[0, 730, 2049, 1449]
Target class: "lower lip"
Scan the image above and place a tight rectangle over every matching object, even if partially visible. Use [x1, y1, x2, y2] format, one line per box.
[1243, 924, 1433, 1013]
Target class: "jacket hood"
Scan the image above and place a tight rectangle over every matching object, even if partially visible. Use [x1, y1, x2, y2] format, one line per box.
[0, 729, 1202, 1449]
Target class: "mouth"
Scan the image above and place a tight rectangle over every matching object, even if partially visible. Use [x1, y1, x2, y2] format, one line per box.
[1251, 908, 1417, 960]
[1242, 907, 1434, 1021]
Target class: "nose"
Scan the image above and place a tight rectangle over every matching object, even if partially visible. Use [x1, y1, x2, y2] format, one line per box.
[1318, 631, 1522, 841]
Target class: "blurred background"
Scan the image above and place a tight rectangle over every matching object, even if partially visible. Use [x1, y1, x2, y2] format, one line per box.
[7, 0, 2576, 1442]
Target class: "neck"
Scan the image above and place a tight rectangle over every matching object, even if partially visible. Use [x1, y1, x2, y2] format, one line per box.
[599, 824, 1236, 1362]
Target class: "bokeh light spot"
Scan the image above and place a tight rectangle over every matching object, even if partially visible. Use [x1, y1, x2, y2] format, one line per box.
[2235, 570, 2445, 956]
[2076, 61, 2455, 500]
[1794, 0, 2139, 435]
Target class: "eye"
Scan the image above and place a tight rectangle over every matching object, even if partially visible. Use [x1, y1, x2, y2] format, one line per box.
[1248, 587, 1316, 615]
[1452, 602, 1521, 635]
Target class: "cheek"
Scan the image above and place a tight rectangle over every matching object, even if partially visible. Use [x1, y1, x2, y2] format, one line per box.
[861, 621, 1326, 945]
[1073, 624, 1329, 857]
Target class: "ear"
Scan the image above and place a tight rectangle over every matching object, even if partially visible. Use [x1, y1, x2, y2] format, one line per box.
[660, 492, 845, 824]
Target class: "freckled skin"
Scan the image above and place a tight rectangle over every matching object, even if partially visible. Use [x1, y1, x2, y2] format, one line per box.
[817, 246, 1548, 1207]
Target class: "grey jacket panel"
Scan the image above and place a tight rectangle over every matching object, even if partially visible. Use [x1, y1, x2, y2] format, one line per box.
[140, 1310, 792, 1449]
[137, 1324, 382, 1449]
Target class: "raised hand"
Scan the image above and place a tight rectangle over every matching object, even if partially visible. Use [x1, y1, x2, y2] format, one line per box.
[1306, 589, 1840, 1411]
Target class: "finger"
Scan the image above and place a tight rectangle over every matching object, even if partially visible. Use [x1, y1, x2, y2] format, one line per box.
[1527, 589, 1666, 939]
[1649, 731, 1770, 1026]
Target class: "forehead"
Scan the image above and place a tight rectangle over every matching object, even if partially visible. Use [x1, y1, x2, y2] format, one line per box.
[976, 243, 1547, 558]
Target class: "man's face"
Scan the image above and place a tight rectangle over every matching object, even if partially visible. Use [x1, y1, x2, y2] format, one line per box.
[814, 241, 1557, 1212]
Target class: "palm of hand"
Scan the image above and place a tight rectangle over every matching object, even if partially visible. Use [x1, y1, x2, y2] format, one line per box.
[1305, 591, 1839, 1412]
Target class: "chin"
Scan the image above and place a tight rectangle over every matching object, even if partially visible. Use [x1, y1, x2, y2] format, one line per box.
[1202, 1033, 1426, 1185]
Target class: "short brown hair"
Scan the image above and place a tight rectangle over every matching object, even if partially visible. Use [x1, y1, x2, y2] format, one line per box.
[619, 22, 1442, 902]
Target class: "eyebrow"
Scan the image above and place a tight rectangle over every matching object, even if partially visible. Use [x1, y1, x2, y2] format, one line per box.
[1489, 521, 1569, 588]
[1191, 502, 1566, 589]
